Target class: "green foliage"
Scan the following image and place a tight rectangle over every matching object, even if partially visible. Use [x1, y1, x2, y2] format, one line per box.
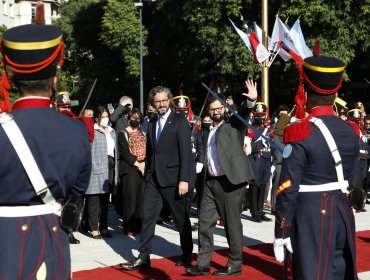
[100, 0, 147, 77]
[53, 0, 370, 111]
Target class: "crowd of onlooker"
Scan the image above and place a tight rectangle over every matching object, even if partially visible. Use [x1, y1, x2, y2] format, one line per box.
[56, 89, 370, 245]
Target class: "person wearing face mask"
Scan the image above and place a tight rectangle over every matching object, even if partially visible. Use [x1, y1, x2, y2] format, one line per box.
[56, 92, 95, 244]
[247, 102, 275, 223]
[173, 94, 204, 231]
[85, 106, 118, 239]
[141, 103, 157, 135]
[117, 107, 146, 235]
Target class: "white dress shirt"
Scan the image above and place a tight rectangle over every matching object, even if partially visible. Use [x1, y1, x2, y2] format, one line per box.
[156, 109, 171, 139]
[207, 122, 225, 177]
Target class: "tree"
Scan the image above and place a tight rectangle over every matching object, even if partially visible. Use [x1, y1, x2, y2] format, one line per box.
[54, 0, 370, 112]
[55, 0, 143, 107]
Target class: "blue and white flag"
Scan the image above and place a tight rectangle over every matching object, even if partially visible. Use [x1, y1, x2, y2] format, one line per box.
[230, 20, 253, 55]
[289, 19, 312, 59]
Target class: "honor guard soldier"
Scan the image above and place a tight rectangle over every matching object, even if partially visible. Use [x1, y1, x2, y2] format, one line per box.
[0, 24, 92, 279]
[348, 108, 370, 211]
[56, 91, 94, 144]
[56, 91, 94, 244]
[247, 102, 274, 222]
[273, 56, 359, 279]
[173, 94, 204, 226]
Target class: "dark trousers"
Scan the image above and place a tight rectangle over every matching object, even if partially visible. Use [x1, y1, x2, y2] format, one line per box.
[196, 175, 245, 269]
[86, 193, 110, 231]
[138, 179, 193, 260]
[271, 163, 282, 212]
[249, 184, 266, 216]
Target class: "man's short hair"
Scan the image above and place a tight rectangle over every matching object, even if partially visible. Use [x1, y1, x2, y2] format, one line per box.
[306, 90, 336, 107]
[119, 96, 133, 104]
[148, 86, 173, 106]
[13, 78, 53, 95]
[206, 94, 225, 108]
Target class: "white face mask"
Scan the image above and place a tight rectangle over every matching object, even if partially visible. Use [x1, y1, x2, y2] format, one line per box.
[100, 117, 109, 127]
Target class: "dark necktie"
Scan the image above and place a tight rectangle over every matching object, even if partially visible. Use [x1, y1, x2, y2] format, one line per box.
[156, 117, 163, 143]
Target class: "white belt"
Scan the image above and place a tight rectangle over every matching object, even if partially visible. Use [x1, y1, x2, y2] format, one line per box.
[360, 149, 368, 154]
[0, 202, 62, 217]
[299, 181, 349, 194]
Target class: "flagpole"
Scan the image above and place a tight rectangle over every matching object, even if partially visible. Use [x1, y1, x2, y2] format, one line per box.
[261, 0, 269, 107]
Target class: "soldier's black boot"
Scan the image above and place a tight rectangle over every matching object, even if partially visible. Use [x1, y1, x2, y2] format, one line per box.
[69, 231, 80, 244]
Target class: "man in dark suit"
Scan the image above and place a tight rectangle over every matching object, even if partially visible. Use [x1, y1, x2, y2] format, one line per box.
[186, 80, 257, 276]
[109, 95, 133, 135]
[121, 86, 193, 270]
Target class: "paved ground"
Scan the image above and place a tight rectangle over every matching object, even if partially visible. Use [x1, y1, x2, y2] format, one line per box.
[71, 202, 370, 279]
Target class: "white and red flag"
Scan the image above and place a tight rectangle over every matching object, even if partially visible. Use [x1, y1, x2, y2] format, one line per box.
[248, 31, 270, 64]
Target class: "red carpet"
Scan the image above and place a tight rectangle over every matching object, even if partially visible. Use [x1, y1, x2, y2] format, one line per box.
[73, 230, 370, 280]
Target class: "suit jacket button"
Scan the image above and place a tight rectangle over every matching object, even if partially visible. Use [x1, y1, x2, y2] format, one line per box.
[21, 224, 29, 231]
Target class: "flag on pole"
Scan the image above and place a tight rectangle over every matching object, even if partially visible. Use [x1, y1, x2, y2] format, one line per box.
[270, 15, 289, 49]
[248, 31, 270, 64]
[229, 19, 253, 55]
[289, 19, 312, 59]
[229, 18, 269, 64]
[267, 16, 291, 62]
[253, 21, 263, 43]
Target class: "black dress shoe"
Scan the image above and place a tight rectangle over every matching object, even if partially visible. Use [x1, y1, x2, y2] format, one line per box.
[100, 230, 112, 238]
[212, 266, 242, 276]
[120, 258, 151, 271]
[90, 233, 102, 240]
[251, 214, 262, 223]
[69, 232, 80, 244]
[175, 256, 192, 267]
[260, 215, 272, 222]
[185, 265, 210, 276]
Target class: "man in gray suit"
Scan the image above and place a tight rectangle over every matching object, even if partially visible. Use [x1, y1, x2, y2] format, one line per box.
[186, 79, 257, 276]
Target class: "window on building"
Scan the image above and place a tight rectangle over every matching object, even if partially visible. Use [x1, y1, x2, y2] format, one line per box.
[31, 3, 36, 23]
[3, 1, 7, 16]
[9, 3, 13, 18]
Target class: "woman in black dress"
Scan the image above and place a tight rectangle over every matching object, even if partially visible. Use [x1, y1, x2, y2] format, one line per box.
[117, 108, 146, 235]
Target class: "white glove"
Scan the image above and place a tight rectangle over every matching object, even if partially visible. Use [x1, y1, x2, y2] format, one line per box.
[270, 165, 276, 175]
[196, 163, 204, 173]
[273, 237, 293, 263]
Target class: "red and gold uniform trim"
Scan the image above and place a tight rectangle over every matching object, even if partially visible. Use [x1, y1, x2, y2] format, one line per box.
[277, 179, 292, 196]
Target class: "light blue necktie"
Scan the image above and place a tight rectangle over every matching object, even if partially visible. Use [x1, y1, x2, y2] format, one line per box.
[156, 117, 163, 143]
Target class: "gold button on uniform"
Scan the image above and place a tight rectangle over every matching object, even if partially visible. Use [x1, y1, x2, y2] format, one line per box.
[52, 226, 58, 233]
[21, 224, 28, 231]
[321, 210, 326, 214]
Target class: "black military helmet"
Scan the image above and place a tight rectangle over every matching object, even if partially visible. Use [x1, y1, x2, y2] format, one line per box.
[1, 24, 64, 80]
[56, 91, 71, 107]
[173, 95, 191, 109]
[348, 108, 362, 121]
[252, 102, 268, 115]
[303, 56, 346, 95]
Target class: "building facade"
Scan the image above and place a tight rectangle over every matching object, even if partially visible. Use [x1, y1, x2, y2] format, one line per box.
[0, 0, 63, 28]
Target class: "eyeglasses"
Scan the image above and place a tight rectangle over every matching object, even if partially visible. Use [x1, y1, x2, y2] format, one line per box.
[153, 99, 169, 105]
[208, 106, 224, 113]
